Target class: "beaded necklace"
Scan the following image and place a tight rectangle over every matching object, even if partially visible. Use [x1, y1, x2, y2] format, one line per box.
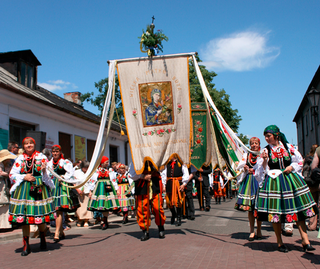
[23, 151, 37, 173]
[248, 153, 258, 168]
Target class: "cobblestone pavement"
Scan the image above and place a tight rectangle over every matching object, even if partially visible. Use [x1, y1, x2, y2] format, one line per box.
[1, 198, 320, 268]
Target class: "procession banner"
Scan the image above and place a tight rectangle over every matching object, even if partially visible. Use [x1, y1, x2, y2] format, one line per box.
[190, 102, 212, 170]
[117, 55, 191, 173]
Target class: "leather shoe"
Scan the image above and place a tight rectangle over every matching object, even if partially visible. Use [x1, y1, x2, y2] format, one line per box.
[303, 244, 315, 252]
[200, 208, 204, 211]
[278, 245, 288, 253]
[205, 207, 210, 212]
[190, 216, 195, 220]
[141, 230, 149, 241]
[158, 226, 165, 239]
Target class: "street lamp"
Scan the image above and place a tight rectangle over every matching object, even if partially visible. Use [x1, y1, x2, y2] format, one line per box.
[307, 86, 320, 145]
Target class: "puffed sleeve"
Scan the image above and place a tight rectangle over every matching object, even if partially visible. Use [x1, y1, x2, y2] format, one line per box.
[39, 154, 55, 190]
[287, 143, 303, 174]
[61, 159, 75, 182]
[236, 154, 248, 185]
[110, 172, 118, 190]
[161, 167, 167, 188]
[182, 164, 190, 184]
[9, 155, 25, 194]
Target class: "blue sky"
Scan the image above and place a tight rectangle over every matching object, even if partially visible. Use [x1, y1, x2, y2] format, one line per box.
[1, 0, 320, 147]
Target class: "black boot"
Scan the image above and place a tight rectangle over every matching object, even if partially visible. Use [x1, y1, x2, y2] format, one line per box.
[122, 213, 128, 224]
[215, 197, 218, 204]
[219, 197, 221, 204]
[176, 207, 182, 226]
[21, 236, 31, 256]
[140, 230, 150, 241]
[170, 207, 176, 225]
[101, 217, 108, 230]
[40, 231, 47, 250]
[158, 225, 165, 239]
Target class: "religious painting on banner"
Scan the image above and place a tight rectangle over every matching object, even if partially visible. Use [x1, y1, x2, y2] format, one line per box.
[190, 103, 212, 170]
[117, 56, 192, 173]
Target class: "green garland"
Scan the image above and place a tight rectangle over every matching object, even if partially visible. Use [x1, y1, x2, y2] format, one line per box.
[139, 24, 168, 56]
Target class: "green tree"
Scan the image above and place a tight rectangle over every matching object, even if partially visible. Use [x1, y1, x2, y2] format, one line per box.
[189, 55, 241, 132]
[81, 55, 247, 144]
[80, 76, 125, 124]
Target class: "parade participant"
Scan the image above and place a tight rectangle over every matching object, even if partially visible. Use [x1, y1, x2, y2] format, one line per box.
[184, 167, 196, 220]
[130, 161, 166, 241]
[194, 165, 212, 211]
[9, 137, 55, 256]
[116, 163, 135, 224]
[161, 156, 189, 226]
[48, 145, 78, 242]
[256, 125, 318, 252]
[213, 168, 224, 204]
[87, 156, 119, 230]
[0, 150, 15, 229]
[74, 160, 95, 227]
[234, 137, 263, 241]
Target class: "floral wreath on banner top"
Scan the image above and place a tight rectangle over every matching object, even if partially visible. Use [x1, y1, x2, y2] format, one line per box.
[139, 16, 169, 57]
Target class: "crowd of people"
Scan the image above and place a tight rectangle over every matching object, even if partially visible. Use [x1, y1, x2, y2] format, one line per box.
[0, 123, 319, 255]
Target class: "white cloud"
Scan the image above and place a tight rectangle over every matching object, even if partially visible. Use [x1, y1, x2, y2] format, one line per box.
[201, 30, 280, 72]
[38, 80, 78, 92]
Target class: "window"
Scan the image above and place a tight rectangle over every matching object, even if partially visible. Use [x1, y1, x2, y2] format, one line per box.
[109, 145, 118, 163]
[19, 61, 35, 89]
[9, 119, 35, 146]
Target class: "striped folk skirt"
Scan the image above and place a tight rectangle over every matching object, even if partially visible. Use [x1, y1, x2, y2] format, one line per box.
[52, 178, 80, 212]
[9, 178, 55, 225]
[88, 180, 119, 212]
[256, 172, 318, 223]
[117, 183, 135, 212]
[234, 174, 259, 212]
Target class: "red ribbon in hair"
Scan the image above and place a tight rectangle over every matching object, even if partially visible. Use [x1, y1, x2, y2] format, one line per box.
[52, 145, 62, 151]
[22, 137, 36, 145]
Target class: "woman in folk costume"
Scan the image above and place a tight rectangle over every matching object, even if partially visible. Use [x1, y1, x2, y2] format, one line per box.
[116, 163, 135, 224]
[256, 125, 318, 253]
[48, 145, 79, 242]
[213, 168, 224, 204]
[161, 156, 189, 226]
[87, 156, 119, 230]
[130, 161, 166, 241]
[74, 160, 95, 227]
[234, 137, 263, 241]
[9, 137, 55, 256]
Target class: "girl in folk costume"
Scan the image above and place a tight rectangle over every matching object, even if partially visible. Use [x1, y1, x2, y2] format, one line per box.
[256, 125, 318, 252]
[74, 160, 95, 227]
[87, 156, 119, 230]
[116, 163, 135, 224]
[213, 168, 224, 204]
[213, 168, 223, 204]
[234, 137, 263, 241]
[48, 145, 79, 242]
[9, 137, 55, 256]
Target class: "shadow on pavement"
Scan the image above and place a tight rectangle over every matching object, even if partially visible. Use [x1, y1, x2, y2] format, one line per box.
[124, 228, 186, 240]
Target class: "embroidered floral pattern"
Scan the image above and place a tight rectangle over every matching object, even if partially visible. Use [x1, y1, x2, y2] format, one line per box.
[132, 109, 138, 118]
[142, 127, 176, 137]
[193, 120, 204, 149]
[177, 103, 182, 114]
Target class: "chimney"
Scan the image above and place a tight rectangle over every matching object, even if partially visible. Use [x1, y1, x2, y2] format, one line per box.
[64, 92, 82, 105]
